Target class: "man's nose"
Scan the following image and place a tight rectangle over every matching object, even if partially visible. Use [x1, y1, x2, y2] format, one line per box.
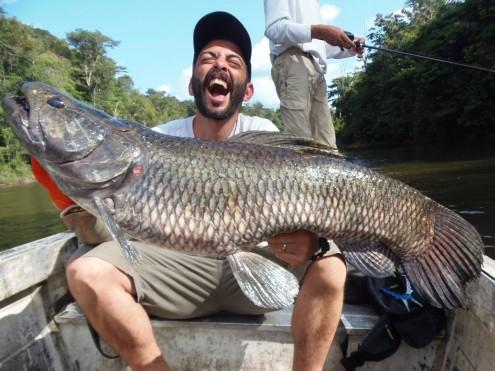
[213, 56, 228, 70]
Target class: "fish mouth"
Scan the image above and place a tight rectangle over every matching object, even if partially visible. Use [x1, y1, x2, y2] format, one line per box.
[1, 94, 45, 152]
[2, 91, 100, 164]
[2, 95, 30, 122]
[13, 95, 31, 115]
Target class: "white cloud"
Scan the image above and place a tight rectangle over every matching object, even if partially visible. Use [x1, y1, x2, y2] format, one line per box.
[175, 67, 192, 101]
[320, 4, 340, 23]
[394, 7, 410, 17]
[252, 37, 272, 72]
[157, 84, 172, 95]
[156, 66, 192, 101]
[249, 75, 279, 109]
[177, 67, 192, 100]
[325, 58, 365, 84]
[325, 63, 341, 81]
[0, 0, 19, 4]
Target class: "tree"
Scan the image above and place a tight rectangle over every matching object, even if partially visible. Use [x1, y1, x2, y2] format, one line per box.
[330, 0, 495, 146]
[67, 29, 120, 104]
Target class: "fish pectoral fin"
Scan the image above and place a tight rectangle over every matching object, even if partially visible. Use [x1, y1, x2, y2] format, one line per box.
[227, 252, 299, 310]
[93, 196, 141, 265]
[341, 241, 398, 278]
[227, 131, 343, 158]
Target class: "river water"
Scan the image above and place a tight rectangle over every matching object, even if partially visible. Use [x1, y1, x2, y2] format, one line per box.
[0, 145, 494, 258]
[346, 144, 495, 259]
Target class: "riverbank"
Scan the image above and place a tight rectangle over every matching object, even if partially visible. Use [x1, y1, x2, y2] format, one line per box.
[0, 176, 34, 187]
[0, 163, 33, 187]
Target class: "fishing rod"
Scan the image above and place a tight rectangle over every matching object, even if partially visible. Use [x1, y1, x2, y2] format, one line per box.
[344, 31, 495, 74]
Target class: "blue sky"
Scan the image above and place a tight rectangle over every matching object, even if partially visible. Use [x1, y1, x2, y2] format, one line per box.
[2, 0, 405, 107]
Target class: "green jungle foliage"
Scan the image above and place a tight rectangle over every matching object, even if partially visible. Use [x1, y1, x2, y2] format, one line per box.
[330, 0, 495, 146]
[0, 7, 281, 183]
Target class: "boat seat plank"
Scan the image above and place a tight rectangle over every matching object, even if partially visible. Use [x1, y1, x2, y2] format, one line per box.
[55, 301, 379, 334]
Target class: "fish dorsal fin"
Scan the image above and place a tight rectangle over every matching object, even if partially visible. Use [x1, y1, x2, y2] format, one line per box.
[228, 131, 343, 158]
[227, 252, 299, 309]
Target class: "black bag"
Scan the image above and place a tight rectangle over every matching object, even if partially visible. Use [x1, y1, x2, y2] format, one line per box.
[341, 272, 446, 370]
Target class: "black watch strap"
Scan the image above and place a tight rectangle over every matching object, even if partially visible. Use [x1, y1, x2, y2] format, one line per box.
[311, 238, 330, 261]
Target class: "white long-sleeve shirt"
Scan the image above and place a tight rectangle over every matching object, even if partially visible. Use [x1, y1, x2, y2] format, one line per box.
[264, 0, 353, 74]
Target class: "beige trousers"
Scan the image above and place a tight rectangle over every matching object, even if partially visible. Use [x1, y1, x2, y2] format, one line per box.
[272, 47, 337, 149]
[71, 240, 340, 320]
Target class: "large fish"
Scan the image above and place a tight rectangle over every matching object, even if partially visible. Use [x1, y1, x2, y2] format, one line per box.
[2, 82, 484, 310]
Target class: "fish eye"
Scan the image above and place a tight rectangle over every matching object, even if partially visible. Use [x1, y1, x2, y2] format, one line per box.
[47, 96, 66, 109]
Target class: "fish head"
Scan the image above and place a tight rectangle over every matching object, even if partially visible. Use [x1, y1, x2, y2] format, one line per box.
[2, 82, 141, 197]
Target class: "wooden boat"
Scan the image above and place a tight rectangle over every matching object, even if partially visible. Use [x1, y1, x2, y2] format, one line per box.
[0, 232, 493, 370]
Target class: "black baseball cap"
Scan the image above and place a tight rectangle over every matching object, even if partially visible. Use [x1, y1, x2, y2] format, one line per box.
[193, 11, 252, 79]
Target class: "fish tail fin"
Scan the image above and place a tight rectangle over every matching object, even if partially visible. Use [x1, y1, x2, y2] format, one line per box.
[402, 206, 484, 309]
[227, 252, 299, 310]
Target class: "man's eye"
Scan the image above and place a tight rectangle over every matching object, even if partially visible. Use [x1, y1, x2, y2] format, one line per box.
[228, 58, 242, 68]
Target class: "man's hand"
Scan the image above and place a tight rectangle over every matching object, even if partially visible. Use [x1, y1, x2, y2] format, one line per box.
[268, 230, 319, 266]
[311, 24, 354, 49]
[354, 36, 365, 58]
[311, 25, 365, 57]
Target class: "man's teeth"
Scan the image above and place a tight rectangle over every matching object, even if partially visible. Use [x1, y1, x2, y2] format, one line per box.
[209, 78, 227, 89]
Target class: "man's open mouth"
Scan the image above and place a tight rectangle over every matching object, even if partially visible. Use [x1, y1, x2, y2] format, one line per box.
[208, 78, 230, 96]
[205, 70, 232, 98]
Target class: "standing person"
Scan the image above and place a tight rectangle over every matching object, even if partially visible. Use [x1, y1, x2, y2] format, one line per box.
[35, 12, 347, 371]
[264, 0, 364, 148]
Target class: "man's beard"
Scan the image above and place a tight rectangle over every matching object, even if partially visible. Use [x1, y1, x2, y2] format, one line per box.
[191, 70, 247, 121]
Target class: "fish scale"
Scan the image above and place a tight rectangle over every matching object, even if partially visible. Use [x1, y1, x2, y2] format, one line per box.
[113, 140, 422, 260]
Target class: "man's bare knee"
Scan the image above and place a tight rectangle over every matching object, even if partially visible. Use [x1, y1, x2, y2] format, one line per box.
[304, 255, 347, 295]
[66, 257, 133, 301]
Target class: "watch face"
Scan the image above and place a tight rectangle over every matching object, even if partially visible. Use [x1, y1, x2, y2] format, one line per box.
[319, 238, 330, 253]
[311, 238, 330, 261]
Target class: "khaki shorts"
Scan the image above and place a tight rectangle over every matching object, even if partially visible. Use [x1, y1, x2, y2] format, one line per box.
[71, 240, 341, 320]
[271, 47, 336, 148]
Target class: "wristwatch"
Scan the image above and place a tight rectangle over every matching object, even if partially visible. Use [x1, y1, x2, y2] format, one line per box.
[311, 238, 330, 261]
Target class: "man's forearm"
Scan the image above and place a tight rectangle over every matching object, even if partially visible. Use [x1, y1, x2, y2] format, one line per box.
[311, 24, 353, 48]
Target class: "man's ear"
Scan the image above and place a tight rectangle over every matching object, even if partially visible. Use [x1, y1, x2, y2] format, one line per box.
[188, 79, 193, 96]
[243, 81, 254, 102]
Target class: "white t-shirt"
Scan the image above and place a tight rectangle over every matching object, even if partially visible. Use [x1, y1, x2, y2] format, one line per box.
[153, 113, 279, 138]
[264, 0, 353, 74]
